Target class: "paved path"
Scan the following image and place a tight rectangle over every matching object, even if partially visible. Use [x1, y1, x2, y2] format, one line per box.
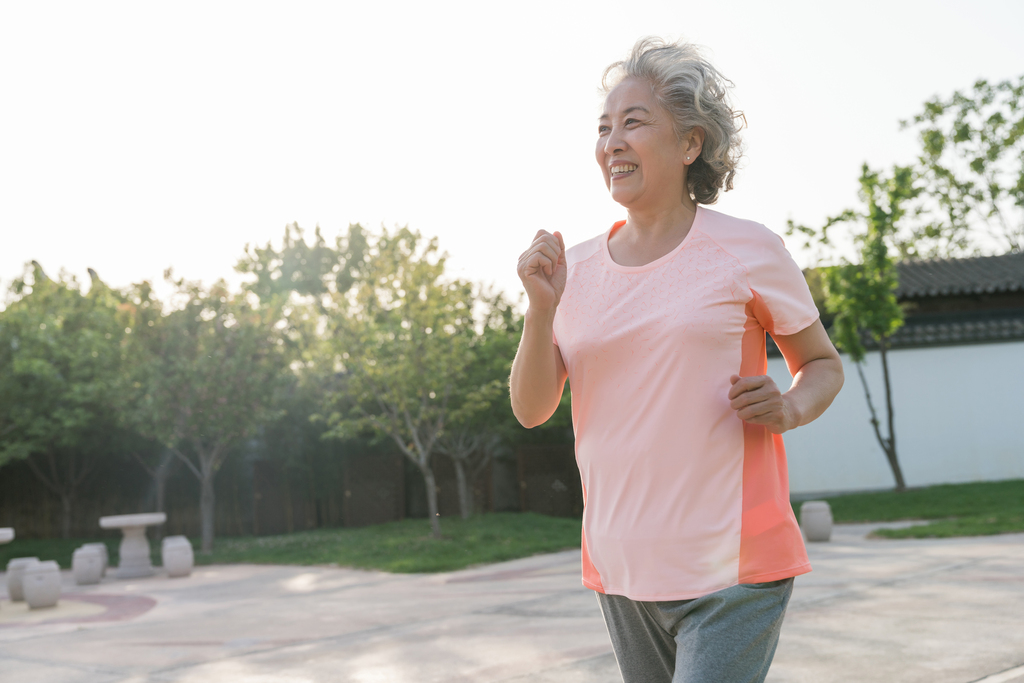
[0, 524, 1022, 682]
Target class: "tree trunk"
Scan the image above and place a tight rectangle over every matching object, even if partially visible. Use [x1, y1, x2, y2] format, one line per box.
[24, 452, 82, 539]
[154, 452, 174, 515]
[153, 466, 170, 543]
[878, 339, 906, 491]
[452, 458, 471, 520]
[200, 465, 216, 553]
[60, 493, 73, 539]
[421, 465, 442, 539]
[155, 475, 167, 515]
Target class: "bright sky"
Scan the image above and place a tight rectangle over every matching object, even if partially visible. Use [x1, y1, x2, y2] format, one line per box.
[2, 0, 1022, 305]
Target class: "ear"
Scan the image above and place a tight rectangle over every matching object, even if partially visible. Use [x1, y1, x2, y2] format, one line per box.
[683, 127, 705, 165]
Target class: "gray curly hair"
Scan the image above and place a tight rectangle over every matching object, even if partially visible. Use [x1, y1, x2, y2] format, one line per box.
[601, 37, 744, 205]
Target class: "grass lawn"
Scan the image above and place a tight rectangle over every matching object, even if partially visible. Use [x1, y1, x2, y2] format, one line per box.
[0, 512, 582, 573]
[811, 478, 1024, 539]
[201, 512, 581, 572]
[0, 537, 121, 573]
[5, 481, 1021, 573]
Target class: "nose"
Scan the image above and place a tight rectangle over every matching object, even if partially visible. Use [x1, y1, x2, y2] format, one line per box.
[603, 126, 626, 155]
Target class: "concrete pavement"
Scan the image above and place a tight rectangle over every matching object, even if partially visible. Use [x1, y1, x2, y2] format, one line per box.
[0, 524, 1022, 682]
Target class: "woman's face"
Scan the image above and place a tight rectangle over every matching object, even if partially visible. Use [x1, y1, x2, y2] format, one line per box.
[596, 78, 696, 210]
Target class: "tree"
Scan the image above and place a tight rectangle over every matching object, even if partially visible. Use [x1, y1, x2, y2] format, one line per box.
[434, 291, 522, 519]
[115, 281, 177, 518]
[0, 264, 126, 536]
[125, 278, 285, 552]
[788, 164, 917, 491]
[236, 221, 369, 405]
[902, 75, 1024, 257]
[319, 226, 489, 539]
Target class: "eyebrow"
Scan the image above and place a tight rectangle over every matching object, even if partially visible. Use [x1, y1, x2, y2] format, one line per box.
[598, 105, 651, 120]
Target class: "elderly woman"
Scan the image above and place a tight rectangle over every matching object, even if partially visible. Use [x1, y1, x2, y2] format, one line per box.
[510, 37, 844, 683]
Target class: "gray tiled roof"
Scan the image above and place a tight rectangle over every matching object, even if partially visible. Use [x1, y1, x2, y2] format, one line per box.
[896, 252, 1024, 299]
[767, 310, 1024, 357]
[885, 311, 1024, 348]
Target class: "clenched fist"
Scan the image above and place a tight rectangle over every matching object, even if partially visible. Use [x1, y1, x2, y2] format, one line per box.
[517, 230, 567, 313]
[729, 374, 799, 434]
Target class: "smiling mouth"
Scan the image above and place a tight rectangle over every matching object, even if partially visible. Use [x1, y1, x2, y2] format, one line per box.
[610, 164, 637, 177]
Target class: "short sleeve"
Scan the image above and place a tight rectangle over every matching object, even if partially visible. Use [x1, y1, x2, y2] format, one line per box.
[744, 230, 819, 336]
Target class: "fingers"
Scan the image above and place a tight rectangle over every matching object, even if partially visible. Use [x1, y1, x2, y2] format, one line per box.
[727, 374, 769, 400]
[729, 375, 793, 433]
[729, 375, 779, 413]
[736, 397, 779, 421]
[519, 245, 559, 278]
[519, 231, 565, 278]
[518, 230, 568, 311]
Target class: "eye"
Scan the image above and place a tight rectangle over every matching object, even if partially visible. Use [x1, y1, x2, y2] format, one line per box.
[625, 118, 640, 127]
[598, 124, 610, 135]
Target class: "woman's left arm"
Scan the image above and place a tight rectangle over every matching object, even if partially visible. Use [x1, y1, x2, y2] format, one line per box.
[728, 319, 844, 434]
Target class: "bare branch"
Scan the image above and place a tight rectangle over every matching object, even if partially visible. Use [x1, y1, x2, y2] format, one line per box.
[130, 450, 156, 477]
[25, 454, 61, 497]
[170, 446, 202, 480]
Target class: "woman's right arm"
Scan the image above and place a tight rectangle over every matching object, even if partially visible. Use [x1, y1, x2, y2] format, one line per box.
[510, 230, 569, 428]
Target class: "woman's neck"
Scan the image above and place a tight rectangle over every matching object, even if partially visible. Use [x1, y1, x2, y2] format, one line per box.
[625, 197, 696, 240]
[607, 197, 698, 267]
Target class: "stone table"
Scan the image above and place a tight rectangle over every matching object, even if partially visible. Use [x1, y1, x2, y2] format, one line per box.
[98, 513, 166, 579]
[0, 528, 13, 544]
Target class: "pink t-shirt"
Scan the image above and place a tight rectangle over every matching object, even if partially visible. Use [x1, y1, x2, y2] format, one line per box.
[552, 207, 819, 601]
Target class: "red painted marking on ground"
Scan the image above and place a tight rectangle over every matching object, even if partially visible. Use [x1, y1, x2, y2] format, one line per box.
[0, 593, 156, 628]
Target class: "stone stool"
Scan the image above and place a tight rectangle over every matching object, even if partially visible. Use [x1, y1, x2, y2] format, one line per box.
[161, 536, 195, 578]
[73, 546, 105, 585]
[6, 557, 40, 601]
[23, 560, 61, 609]
[800, 500, 834, 542]
[81, 542, 109, 576]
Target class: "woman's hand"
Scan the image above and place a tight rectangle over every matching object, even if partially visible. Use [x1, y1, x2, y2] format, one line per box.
[728, 374, 799, 434]
[729, 321, 845, 434]
[517, 230, 567, 313]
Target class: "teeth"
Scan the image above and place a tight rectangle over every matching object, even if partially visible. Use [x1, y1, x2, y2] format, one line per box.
[611, 164, 637, 174]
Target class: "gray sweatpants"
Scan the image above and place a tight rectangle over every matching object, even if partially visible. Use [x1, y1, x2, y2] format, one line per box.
[596, 578, 794, 683]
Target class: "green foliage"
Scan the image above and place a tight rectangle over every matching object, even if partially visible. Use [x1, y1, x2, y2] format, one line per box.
[237, 222, 369, 311]
[316, 226, 498, 535]
[434, 289, 523, 518]
[0, 264, 133, 536]
[1, 221, 546, 544]
[126, 278, 285, 458]
[903, 75, 1024, 255]
[238, 223, 521, 535]
[788, 164, 915, 490]
[788, 164, 913, 362]
[0, 264, 126, 467]
[121, 277, 287, 551]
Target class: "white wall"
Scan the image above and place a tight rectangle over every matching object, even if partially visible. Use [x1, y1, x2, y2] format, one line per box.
[769, 341, 1024, 495]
